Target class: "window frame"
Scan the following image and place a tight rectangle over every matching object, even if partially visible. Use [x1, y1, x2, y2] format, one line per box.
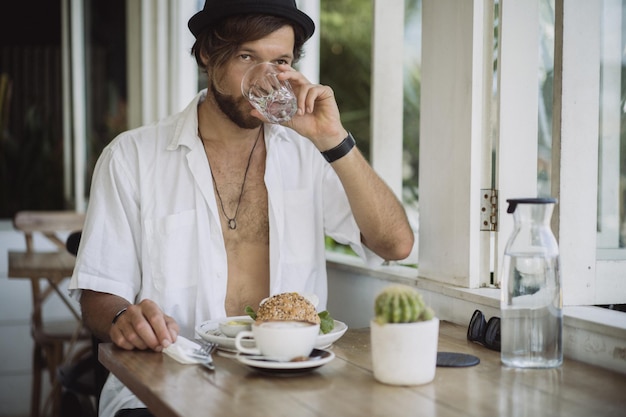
[551, 0, 626, 305]
[417, 0, 493, 288]
[404, 0, 626, 305]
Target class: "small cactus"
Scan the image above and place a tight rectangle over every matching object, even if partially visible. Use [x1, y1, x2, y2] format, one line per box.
[374, 284, 434, 324]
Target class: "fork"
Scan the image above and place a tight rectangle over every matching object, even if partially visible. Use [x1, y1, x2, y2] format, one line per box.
[190, 341, 218, 371]
[195, 341, 218, 356]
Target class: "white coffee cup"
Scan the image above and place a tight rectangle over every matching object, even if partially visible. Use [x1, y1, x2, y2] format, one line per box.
[235, 321, 320, 361]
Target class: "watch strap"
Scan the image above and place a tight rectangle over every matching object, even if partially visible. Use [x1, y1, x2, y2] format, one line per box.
[321, 132, 356, 163]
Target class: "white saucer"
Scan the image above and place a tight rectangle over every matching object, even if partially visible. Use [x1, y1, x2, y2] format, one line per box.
[236, 348, 335, 375]
[195, 317, 348, 352]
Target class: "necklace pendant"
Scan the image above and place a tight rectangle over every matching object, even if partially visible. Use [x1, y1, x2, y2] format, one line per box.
[228, 219, 237, 230]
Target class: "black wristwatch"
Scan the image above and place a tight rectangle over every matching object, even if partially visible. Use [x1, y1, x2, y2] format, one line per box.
[321, 132, 356, 163]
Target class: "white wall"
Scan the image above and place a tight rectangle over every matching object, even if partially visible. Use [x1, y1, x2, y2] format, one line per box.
[325, 254, 626, 375]
[325, 254, 501, 329]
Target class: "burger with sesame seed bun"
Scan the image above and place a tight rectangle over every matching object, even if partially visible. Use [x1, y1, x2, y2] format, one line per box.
[245, 292, 335, 333]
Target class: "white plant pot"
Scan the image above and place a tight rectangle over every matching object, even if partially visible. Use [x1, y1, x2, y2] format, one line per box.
[370, 318, 439, 386]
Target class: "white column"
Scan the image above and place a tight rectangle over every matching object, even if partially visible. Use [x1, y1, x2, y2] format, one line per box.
[126, 0, 142, 129]
[61, 0, 73, 208]
[371, 0, 404, 199]
[296, 0, 320, 84]
[130, 0, 200, 127]
[156, 0, 169, 120]
[69, 0, 87, 212]
[170, 0, 200, 113]
[140, 0, 156, 124]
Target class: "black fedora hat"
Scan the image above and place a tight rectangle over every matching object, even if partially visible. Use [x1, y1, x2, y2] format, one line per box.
[188, 0, 315, 40]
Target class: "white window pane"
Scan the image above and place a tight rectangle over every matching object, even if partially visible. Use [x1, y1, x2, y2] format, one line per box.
[538, 0, 555, 198]
[597, 0, 626, 253]
[403, 0, 421, 266]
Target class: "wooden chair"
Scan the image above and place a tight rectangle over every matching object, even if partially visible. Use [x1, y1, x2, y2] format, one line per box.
[8, 211, 90, 417]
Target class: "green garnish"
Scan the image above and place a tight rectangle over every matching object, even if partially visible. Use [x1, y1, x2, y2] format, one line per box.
[318, 310, 335, 334]
[244, 305, 257, 320]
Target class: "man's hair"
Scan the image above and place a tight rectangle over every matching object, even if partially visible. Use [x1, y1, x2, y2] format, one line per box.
[191, 14, 308, 88]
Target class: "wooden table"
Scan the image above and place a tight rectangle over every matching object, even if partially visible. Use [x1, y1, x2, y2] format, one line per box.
[98, 321, 626, 417]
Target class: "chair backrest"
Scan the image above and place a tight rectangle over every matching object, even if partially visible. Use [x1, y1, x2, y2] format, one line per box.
[66, 231, 82, 256]
[13, 211, 85, 252]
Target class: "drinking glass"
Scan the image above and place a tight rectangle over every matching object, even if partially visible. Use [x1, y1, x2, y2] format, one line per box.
[241, 62, 297, 124]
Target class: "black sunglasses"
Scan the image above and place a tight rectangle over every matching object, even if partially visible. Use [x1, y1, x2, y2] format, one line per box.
[467, 309, 501, 352]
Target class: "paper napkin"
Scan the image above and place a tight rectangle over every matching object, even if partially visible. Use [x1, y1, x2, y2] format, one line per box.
[162, 336, 206, 365]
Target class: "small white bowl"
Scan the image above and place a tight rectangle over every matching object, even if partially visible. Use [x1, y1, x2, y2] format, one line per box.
[219, 318, 254, 338]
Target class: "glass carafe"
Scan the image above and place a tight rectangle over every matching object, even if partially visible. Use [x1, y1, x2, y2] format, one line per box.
[501, 198, 563, 368]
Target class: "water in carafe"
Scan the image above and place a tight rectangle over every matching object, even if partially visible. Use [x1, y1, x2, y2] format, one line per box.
[501, 198, 563, 368]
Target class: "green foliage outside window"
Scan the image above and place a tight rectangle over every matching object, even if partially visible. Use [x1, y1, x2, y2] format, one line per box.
[321, 0, 422, 262]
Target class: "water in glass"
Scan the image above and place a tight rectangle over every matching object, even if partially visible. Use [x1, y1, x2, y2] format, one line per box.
[242, 62, 297, 124]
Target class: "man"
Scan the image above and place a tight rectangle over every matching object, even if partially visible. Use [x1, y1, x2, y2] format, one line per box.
[70, 1, 413, 416]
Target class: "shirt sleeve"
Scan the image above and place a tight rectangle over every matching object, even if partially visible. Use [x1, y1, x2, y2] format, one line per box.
[69, 135, 143, 303]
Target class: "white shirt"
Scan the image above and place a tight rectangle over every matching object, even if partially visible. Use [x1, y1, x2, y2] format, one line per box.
[69, 90, 381, 416]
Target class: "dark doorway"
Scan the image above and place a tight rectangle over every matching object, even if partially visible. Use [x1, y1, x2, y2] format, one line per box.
[0, 0, 127, 218]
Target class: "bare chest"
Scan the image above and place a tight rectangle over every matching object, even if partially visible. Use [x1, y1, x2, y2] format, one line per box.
[205, 145, 269, 245]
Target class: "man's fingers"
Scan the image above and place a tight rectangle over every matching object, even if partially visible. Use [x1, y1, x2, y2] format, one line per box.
[109, 300, 179, 352]
[165, 315, 180, 341]
[110, 320, 149, 351]
[119, 326, 150, 350]
[137, 300, 173, 351]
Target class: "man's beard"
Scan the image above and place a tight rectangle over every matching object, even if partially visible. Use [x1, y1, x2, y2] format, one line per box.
[210, 82, 262, 130]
